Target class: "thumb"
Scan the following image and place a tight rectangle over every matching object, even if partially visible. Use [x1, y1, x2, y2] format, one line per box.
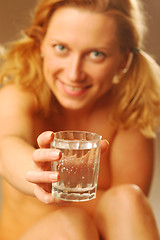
[37, 131, 54, 148]
[101, 139, 109, 154]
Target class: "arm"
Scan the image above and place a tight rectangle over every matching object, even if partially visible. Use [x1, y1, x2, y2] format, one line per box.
[109, 128, 154, 195]
[0, 84, 38, 195]
[0, 84, 62, 203]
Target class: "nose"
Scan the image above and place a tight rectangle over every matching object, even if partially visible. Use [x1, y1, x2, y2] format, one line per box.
[65, 55, 85, 82]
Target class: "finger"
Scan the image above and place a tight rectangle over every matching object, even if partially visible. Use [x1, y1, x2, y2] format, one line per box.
[33, 148, 62, 163]
[101, 139, 109, 154]
[26, 170, 60, 183]
[37, 131, 54, 148]
[34, 185, 61, 204]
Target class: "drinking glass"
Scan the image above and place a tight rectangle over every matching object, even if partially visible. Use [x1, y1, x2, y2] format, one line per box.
[51, 131, 102, 202]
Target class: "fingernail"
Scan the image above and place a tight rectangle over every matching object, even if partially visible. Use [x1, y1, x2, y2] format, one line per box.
[49, 172, 59, 181]
[48, 132, 54, 140]
[104, 139, 109, 146]
[51, 150, 62, 159]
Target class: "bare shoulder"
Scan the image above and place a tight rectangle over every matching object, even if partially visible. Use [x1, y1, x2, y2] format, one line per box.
[111, 127, 154, 162]
[110, 128, 154, 195]
[112, 127, 154, 149]
[0, 84, 37, 113]
[0, 84, 38, 142]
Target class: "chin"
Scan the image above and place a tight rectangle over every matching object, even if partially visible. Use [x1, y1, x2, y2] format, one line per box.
[60, 101, 89, 111]
[55, 94, 94, 112]
[63, 104, 85, 111]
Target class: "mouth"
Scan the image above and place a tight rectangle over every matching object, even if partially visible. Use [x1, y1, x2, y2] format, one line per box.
[58, 80, 92, 96]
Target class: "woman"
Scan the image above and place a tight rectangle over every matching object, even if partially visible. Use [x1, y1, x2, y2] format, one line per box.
[0, 0, 159, 239]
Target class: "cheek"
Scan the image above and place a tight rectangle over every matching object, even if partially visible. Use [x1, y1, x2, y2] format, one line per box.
[43, 56, 58, 77]
[93, 66, 115, 86]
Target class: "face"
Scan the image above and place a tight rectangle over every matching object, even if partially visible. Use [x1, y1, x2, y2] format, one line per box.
[41, 7, 127, 111]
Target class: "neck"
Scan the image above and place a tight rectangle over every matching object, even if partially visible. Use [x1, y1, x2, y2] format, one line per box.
[52, 91, 112, 130]
[60, 108, 92, 130]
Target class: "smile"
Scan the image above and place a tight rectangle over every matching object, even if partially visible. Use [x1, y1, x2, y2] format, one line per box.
[66, 85, 85, 91]
[58, 80, 91, 96]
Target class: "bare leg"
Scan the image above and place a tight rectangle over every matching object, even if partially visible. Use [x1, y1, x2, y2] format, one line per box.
[19, 206, 99, 240]
[95, 185, 159, 240]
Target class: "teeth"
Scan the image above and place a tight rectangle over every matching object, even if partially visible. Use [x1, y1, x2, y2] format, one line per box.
[67, 86, 83, 91]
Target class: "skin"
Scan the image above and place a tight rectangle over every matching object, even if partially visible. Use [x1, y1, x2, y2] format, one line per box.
[0, 7, 158, 240]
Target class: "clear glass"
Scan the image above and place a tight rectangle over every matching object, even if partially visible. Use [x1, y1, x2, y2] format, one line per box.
[51, 131, 102, 202]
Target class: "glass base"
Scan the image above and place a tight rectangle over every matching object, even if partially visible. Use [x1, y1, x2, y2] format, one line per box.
[52, 186, 96, 202]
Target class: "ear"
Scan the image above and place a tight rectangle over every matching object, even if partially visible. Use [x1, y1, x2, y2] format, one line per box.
[113, 52, 133, 83]
[116, 51, 133, 75]
[122, 52, 133, 74]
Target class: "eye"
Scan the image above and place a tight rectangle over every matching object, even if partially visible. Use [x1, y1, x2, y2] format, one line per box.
[54, 44, 68, 54]
[89, 51, 106, 62]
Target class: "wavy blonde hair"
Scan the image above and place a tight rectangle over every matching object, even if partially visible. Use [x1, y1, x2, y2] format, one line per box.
[0, 0, 160, 137]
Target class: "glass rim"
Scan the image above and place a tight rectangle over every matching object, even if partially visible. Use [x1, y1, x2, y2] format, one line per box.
[53, 130, 102, 143]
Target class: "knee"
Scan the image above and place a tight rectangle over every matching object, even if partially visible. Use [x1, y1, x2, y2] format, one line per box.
[20, 207, 99, 240]
[55, 206, 92, 225]
[54, 207, 99, 240]
[96, 184, 148, 218]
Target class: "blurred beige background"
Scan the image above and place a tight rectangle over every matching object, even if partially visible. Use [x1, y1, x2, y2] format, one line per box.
[0, 0, 160, 63]
[0, 0, 160, 230]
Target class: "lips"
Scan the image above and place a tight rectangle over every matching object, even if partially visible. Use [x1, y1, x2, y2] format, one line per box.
[58, 80, 91, 97]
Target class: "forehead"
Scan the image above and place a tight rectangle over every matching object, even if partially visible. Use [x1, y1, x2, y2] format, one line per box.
[44, 6, 118, 47]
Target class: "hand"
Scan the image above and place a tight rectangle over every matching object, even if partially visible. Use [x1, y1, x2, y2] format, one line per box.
[26, 131, 109, 204]
[26, 131, 62, 204]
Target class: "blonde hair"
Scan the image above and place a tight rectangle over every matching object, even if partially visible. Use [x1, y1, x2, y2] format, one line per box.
[0, 0, 160, 137]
